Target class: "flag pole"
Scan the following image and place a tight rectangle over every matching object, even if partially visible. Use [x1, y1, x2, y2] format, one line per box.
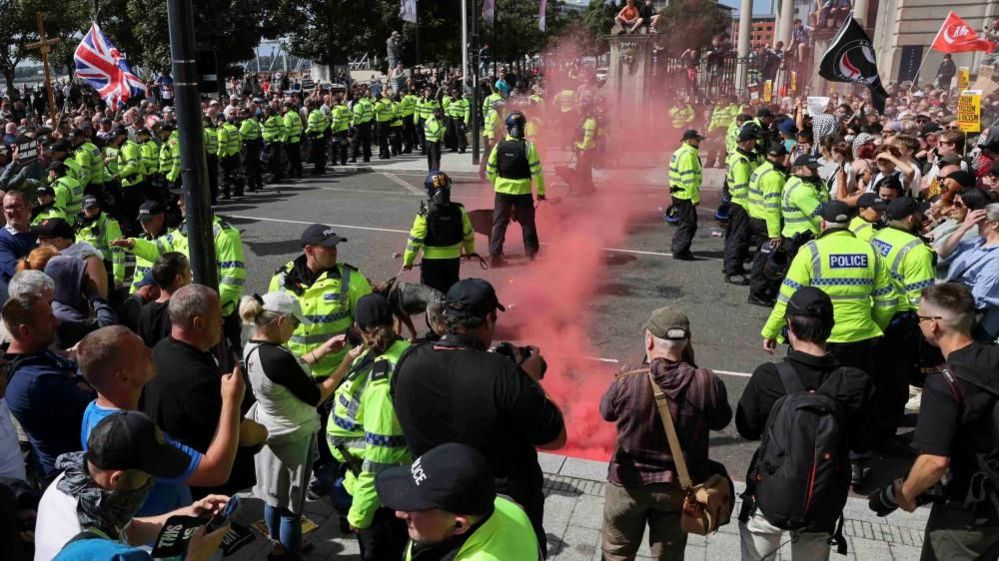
[909, 49, 933, 91]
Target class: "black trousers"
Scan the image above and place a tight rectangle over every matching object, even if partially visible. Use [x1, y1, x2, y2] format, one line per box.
[265, 142, 284, 182]
[670, 198, 697, 255]
[220, 154, 243, 197]
[390, 125, 403, 156]
[351, 122, 372, 161]
[120, 184, 145, 235]
[828, 337, 878, 377]
[308, 135, 328, 173]
[722, 203, 751, 275]
[426, 140, 442, 171]
[331, 132, 349, 165]
[240, 140, 262, 190]
[285, 140, 303, 177]
[447, 117, 467, 152]
[357, 507, 408, 561]
[206, 154, 219, 201]
[376, 121, 391, 158]
[421, 258, 461, 294]
[416, 118, 426, 151]
[872, 312, 919, 440]
[490, 192, 539, 258]
[747, 218, 778, 301]
[402, 115, 416, 152]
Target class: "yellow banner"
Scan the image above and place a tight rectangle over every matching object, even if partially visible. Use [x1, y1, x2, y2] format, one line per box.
[957, 67, 970, 91]
[763, 80, 773, 102]
[790, 72, 797, 93]
[957, 90, 981, 133]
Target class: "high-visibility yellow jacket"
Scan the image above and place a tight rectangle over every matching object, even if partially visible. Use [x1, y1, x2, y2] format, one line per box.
[76, 211, 126, 284]
[747, 161, 785, 237]
[668, 142, 702, 204]
[403, 202, 475, 266]
[870, 226, 935, 312]
[486, 135, 545, 196]
[780, 176, 824, 238]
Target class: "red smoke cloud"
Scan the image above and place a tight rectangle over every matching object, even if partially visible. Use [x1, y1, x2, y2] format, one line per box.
[488, 33, 683, 461]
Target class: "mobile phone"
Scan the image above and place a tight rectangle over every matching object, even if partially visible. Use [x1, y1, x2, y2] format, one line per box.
[205, 495, 239, 533]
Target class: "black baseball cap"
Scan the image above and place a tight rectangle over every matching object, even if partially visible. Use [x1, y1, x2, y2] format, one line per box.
[737, 128, 757, 142]
[767, 143, 788, 157]
[885, 197, 928, 220]
[375, 443, 495, 515]
[355, 293, 393, 330]
[792, 154, 820, 170]
[818, 200, 852, 224]
[856, 192, 886, 210]
[300, 224, 346, 247]
[36, 184, 54, 196]
[31, 217, 74, 239]
[138, 199, 165, 222]
[49, 140, 71, 152]
[82, 195, 100, 209]
[785, 286, 834, 323]
[682, 129, 705, 141]
[87, 411, 189, 478]
[943, 170, 975, 188]
[47, 161, 66, 172]
[445, 278, 505, 317]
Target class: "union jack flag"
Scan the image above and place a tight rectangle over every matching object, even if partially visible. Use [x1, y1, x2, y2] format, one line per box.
[74, 23, 148, 108]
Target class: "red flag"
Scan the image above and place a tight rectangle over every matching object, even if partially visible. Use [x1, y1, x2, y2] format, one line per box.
[930, 11, 995, 54]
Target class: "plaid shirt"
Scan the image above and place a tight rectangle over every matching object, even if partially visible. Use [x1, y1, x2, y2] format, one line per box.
[600, 358, 732, 487]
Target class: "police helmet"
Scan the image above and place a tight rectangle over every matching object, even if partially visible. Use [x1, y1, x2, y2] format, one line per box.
[763, 244, 792, 281]
[714, 202, 732, 223]
[663, 205, 680, 224]
[505, 111, 527, 138]
[424, 170, 452, 205]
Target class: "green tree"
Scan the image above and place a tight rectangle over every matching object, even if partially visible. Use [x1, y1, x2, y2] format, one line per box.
[0, 0, 88, 96]
[578, 0, 616, 55]
[657, 0, 729, 54]
[486, 0, 566, 65]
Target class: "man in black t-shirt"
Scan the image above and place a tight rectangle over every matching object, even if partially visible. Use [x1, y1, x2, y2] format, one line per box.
[137, 252, 190, 348]
[869, 283, 999, 561]
[392, 278, 565, 557]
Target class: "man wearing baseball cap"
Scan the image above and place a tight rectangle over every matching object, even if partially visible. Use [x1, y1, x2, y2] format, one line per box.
[668, 129, 705, 260]
[849, 193, 886, 242]
[762, 199, 898, 391]
[747, 143, 789, 306]
[268, 224, 372, 499]
[868, 197, 934, 448]
[600, 307, 731, 561]
[376, 443, 541, 561]
[34, 411, 230, 561]
[393, 278, 565, 556]
[738, 287, 874, 556]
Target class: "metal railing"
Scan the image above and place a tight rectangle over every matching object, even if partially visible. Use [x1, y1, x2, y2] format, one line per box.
[649, 51, 813, 103]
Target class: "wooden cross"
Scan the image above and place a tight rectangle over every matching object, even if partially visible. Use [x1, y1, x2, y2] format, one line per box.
[26, 12, 61, 127]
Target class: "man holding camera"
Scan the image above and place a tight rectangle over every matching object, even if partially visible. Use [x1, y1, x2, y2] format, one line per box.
[392, 278, 566, 557]
[869, 283, 999, 561]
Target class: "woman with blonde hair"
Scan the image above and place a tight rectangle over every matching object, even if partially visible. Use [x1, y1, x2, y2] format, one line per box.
[240, 292, 354, 561]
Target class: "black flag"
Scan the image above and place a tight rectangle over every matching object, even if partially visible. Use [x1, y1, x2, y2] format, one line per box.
[819, 16, 889, 114]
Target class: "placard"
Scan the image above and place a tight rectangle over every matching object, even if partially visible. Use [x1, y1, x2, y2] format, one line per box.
[956, 89, 981, 133]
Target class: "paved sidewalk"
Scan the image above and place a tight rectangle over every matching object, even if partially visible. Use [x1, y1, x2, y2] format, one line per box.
[229, 453, 928, 561]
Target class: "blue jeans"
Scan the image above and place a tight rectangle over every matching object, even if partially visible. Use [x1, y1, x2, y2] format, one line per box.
[264, 503, 302, 560]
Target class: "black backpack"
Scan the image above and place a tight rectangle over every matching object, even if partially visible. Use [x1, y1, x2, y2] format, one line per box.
[751, 361, 851, 540]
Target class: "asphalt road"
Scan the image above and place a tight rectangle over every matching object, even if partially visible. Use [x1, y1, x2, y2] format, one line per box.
[219, 157, 908, 485]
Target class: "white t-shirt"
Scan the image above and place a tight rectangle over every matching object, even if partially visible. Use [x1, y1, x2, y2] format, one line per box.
[34, 472, 82, 561]
[0, 399, 26, 481]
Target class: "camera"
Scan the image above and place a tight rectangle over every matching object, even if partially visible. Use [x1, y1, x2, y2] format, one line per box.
[493, 342, 547, 379]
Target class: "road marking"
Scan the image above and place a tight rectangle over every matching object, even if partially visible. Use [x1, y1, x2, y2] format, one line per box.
[227, 214, 409, 234]
[314, 185, 419, 197]
[379, 172, 426, 196]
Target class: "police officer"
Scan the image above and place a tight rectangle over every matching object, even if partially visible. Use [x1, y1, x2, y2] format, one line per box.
[869, 283, 999, 561]
[112, 190, 246, 360]
[747, 144, 789, 306]
[780, 154, 827, 244]
[486, 111, 546, 267]
[403, 171, 476, 294]
[218, 114, 243, 199]
[120, 200, 169, 295]
[416, 89, 436, 154]
[48, 160, 84, 219]
[869, 197, 935, 448]
[668, 129, 704, 260]
[70, 129, 101, 197]
[389, 94, 404, 156]
[400, 88, 419, 153]
[283, 100, 304, 178]
[116, 130, 144, 226]
[136, 127, 159, 203]
[326, 294, 411, 561]
[330, 93, 352, 166]
[480, 99, 504, 181]
[723, 128, 760, 285]
[202, 116, 221, 203]
[424, 106, 445, 172]
[31, 184, 66, 226]
[269, 223, 372, 497]
[350, 90, 374, 163]
[76, 195, 126, 293]
[157, 122, 181, 197]
[261, 105, 286, 183]
[445, 89, 469, 154]
[850, 193, 885, 242]
[239, 107, 264, 190]
[305, 99, 330, 174]
[374, 92, 394, 160]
